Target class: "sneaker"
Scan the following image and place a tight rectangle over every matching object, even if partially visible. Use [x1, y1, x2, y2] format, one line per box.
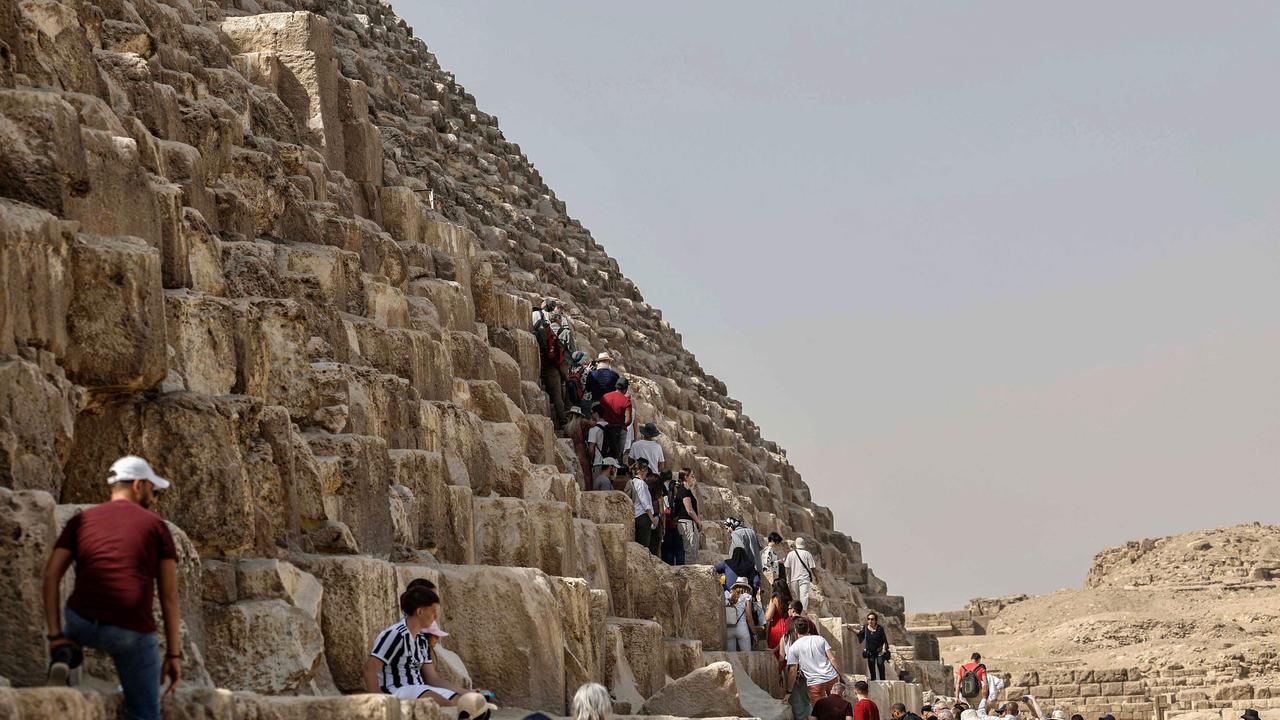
[46, 644, 79, 686]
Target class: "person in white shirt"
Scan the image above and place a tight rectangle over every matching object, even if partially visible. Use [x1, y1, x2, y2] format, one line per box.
[628, 423, 665, 472]
[586, 405, 608, 473]
[785, 617, 845, 704]
[784, 537, 819, 612]
[628, 461, 657, 552]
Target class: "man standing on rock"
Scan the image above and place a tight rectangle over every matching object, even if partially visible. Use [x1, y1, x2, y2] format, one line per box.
[42, 456, 183, 720]
[365, 585, 472, 704]
[786, 618, 847, 704]
[532, 299, 569, 427]
[600, 377, 633, 461]
[785, 537, 819, 612]
[673, 469, 702, 564]
[585, 351, 620, 412]
[627, 459, 658, 552]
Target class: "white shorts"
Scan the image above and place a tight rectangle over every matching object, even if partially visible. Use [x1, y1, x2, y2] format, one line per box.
[390, 684, 458, 701]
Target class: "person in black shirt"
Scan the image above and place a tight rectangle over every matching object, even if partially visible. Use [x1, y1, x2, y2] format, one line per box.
[673, 469, 701, 565]
[855, 612, 889, 681]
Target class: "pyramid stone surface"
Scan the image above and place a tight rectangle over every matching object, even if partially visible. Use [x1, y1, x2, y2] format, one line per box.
[0, 0, 925, 715]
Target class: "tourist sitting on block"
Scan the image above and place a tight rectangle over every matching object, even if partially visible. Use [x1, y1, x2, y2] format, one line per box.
[365, 585, 475, 704]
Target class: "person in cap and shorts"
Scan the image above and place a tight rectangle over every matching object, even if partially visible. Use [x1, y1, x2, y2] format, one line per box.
[365, 585, 474, 703]
[42, 456, 183, 720]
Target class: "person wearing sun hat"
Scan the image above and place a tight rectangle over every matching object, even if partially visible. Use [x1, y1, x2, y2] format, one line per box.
[42, 456, 182, 720]
[725, 578, 759, 651]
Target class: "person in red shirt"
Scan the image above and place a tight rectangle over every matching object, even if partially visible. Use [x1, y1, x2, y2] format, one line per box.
[599, 377, 633, 461]
[955, 652, 989, 706]
[42, 456, 183, 720]
[811, 682, 854, 720]
[853, 680, 880, 720]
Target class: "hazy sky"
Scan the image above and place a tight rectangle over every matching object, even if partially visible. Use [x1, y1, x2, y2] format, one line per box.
[402, 2, 1280, 611]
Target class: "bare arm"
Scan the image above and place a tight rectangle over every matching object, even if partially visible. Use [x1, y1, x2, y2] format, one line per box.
[827, 649, 845, 680]
[682, 496, 700, 524]
[787, 664, 798, 690]
[43, 548, 74, 639]
[1025, 695, 1046, 720]
[157, 558, 182, 694]
[363, 657, 384, 694]
[422, 662, 466, 695]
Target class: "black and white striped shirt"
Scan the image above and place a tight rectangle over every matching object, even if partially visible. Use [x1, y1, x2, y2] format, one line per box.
[370, 619, 433, 691]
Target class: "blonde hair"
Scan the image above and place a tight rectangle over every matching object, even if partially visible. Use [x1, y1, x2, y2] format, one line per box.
[571, 682, 612, 720]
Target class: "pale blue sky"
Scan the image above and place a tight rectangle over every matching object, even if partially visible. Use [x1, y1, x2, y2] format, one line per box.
[402, 2, 1280, 611]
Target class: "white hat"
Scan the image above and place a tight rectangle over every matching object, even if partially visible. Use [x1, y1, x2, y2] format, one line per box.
[108, 456, 170, 490]
[455, 691, 497, 719]
[600, 457, 621, 468]
[423, 621, 449, 638]
[795, 537, 807, 549]
[595, 352, 614, 362]
[1051, 711, 1068, 720]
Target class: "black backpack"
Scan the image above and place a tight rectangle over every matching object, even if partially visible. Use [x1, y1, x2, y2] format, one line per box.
[960, 664, 982, 697]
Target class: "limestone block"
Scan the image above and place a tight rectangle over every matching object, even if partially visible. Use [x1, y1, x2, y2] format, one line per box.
[573, 519, 613, 614]
[0, 488, 56, 686]
[422, 219, 477, 291]
[436, 564, 567, 712]
[472, 497, 575, 577]
[868, 681, 924, 719]
[203, 599, 326, 694]
[283, 242, 365, 316]
[597, 522, 633, 618]
[229, 298, 312, 414]
[388, 449, 451, 555]
[551, 576, 603, 699]
[464, 379, 519, 423]
[0, 89, 87, 215]
[234, 559, 323, 624]
[165, 290, 237, 396]
[219, 13, 346, 169]
[291, 554, 399, 693]
[664, 638, 704, 682]
[303, 432, 394, 556]
[379, 186, 422, 243]
[703, 651, 791, 719]
[441, 485, 475, 565]
[2, 687, 115, 719]
[0, 352, 76, 495]
[607, 617, 665, 701]
[63, 392, 262, 555]
[364, 279, 409, 328]
[410, 279, 475, 333]
[490, 346, 523, 405]
[308, 363, 421, 450]
[64, 234, 166, 394]
[640, 661, 747, 718]
[673, 564, 725, 651]
[488, 326, 540, 381]
[0, 200, 69, 356]
[447, 330, 496, 381]
[577, 491, 633, 527]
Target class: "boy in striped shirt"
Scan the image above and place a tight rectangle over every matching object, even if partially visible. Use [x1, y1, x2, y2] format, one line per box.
[363, 586, 467, 703]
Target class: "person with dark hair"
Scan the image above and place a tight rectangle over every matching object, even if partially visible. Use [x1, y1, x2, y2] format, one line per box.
[811, 682, 853, 720]
[956, 652, 988, 707]
[853, 681, 879, 720]
[762, 531, 785, 586]
[764, 578, 794, 651]
[364, 586, 473, 704]
[599, 377, 633, 461]
[42, 456, 182, 720]
[855, 611, 890, 680]
[673, 469, 701, 564]
[587, 405, 608, 479]
[786, 617, 846, 704]
[658, 471, 683, 565]
[627, 459, 657, 551]
[892, 702, 923, 720]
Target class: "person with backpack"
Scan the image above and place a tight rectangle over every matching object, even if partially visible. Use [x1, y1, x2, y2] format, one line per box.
[785, 537, 819, 612]
[658, 471, 683, 565]
[955, 653, 988, 708]
[531, 299, 569, 427]
[565, 351, 589, 414]
[586, 404, 608, 478]
[725, 578, 758, 651]
[599, 378, 632, 461]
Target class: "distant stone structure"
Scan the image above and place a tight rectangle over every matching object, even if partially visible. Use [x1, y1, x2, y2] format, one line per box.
[0, 0, 941, 716]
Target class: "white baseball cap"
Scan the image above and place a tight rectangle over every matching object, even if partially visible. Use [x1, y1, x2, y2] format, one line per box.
[107, 456, 170, 490]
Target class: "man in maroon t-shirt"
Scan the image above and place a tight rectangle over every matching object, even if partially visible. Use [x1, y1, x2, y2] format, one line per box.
[599, 377, 633, 461]
[811, 682, 855, 720]
[43, 456, 183, 720]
